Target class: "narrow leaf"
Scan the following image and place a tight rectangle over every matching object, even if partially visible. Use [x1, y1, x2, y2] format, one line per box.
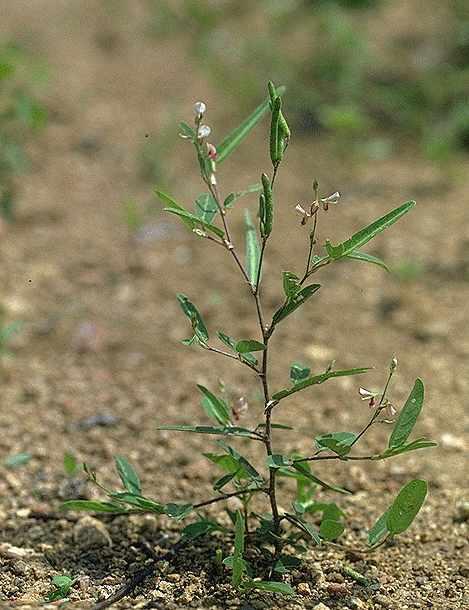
[272, 284, 321, 327]
[386, 479, 428, 535]
[375, 438, 437, 460]
[177, 293, 209, 343]
[218, 441, 263, 484]
[197, 384, 231, 426]
[164, 206, 224, 238]
[194, 193, 218, 224]
[115, 456, 141, 495]
[325, 201, 415, 260]
[232, 511, 246, 587]
[286, 514, 321, 545]
[245, 210, 260, 287]
[273, 367, 370, 401]
[346, 250, 390, 272]
[110, 493, 165, 513]
[61, 500, 127, 513]
[223, 184, 262, 208]
[217, 331, 258, 365]
[217, 88, 285, 164]
[388, 379, 424, 448]
[247, 581, 295, 595]
[157, 424, 258, 439]
[292, 462, 351, 494]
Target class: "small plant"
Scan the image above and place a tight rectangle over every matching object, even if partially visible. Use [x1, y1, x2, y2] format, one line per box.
[46, 575, 75, 602]
[63, 85, 437, 595]
[0, 319, 21, 360]
[0, 43, 47, 222]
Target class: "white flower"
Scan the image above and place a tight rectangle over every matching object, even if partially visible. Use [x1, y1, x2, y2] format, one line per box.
[197, 124, 211, 139]
[193, 101, 206, 117]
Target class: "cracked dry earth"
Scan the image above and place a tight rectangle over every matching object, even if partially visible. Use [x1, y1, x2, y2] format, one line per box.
[1, 1, 468, 609]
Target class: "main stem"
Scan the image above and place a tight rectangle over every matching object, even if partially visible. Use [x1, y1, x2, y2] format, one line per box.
[206, 174, 281, 540]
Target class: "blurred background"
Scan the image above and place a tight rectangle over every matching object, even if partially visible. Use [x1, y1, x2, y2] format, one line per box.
[0, 0, 468, 604]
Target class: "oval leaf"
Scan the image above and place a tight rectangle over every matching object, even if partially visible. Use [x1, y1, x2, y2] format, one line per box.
[386, 479, 428, 535]
[235, 339, 266, 354]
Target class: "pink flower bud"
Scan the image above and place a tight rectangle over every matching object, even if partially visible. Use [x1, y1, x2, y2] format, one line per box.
[206, 143, 217, 159]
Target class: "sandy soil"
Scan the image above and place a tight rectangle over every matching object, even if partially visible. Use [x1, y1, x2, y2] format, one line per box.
[0, 2, 468, 609]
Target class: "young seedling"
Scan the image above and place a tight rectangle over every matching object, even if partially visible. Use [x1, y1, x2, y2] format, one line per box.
[63, 84, 437, 596]
[46, 575, 75, 602]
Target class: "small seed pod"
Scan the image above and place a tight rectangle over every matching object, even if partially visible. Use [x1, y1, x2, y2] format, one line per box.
[270, 96, 283, 166]
[261, 173, 273, 238]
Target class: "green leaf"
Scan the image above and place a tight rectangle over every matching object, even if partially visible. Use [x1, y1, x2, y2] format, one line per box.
[315, 432, 357, 456]
[63, 452, 78, 476]
[368, 510, 390, 546]
[346, 250, 390, 272]
[246, 581, 295, 595]
[61, 500, 128, 513]
[223, 184, 262, 208]
[213, 471, 238, 491]
[232, 510, 246, 587]
[386, 479, 428, 535]
[235, 339, 266, 353]
[292, 462, 351, 495]
[375, 437, 437, 460]
[46, 575, 74, 602]
[218, 441, 263, 485]
[272, 284, 321, 327]
[110, 493, 165, 513]
[157, 424, 257, 439]
[182, 519, 224, 539]
[179, 121, 196, 141]
[286, 513, 321, 545]
[216, 88, 285, 164]
[290, 363, 311, 384]
[282, 272, 301, 299]
[388, 379, 424, 448]
[115, 456, 141, 495]
[325, 201, 416, 260]
[267, 454, 293, 469]
[194, 193, 218, 224]
[177, 293, 209, 343]
[4, 452, 32, 468]
[273, 367, 370, 401]
[164, 205, 224, 238]
[155, 189, 224, 238]
[217, 331, 257, 366]
[164, 503, 193, 520]
[197, 384, 231, 426]
[155, 189, 194, 231]
[320, 519, 345, 541]
[245, 210, 260, 287]
[304, 502, 345, 521]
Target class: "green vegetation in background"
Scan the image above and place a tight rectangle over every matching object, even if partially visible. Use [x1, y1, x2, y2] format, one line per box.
[148, 0, 469, 160]
[0, 43, 48, 221]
